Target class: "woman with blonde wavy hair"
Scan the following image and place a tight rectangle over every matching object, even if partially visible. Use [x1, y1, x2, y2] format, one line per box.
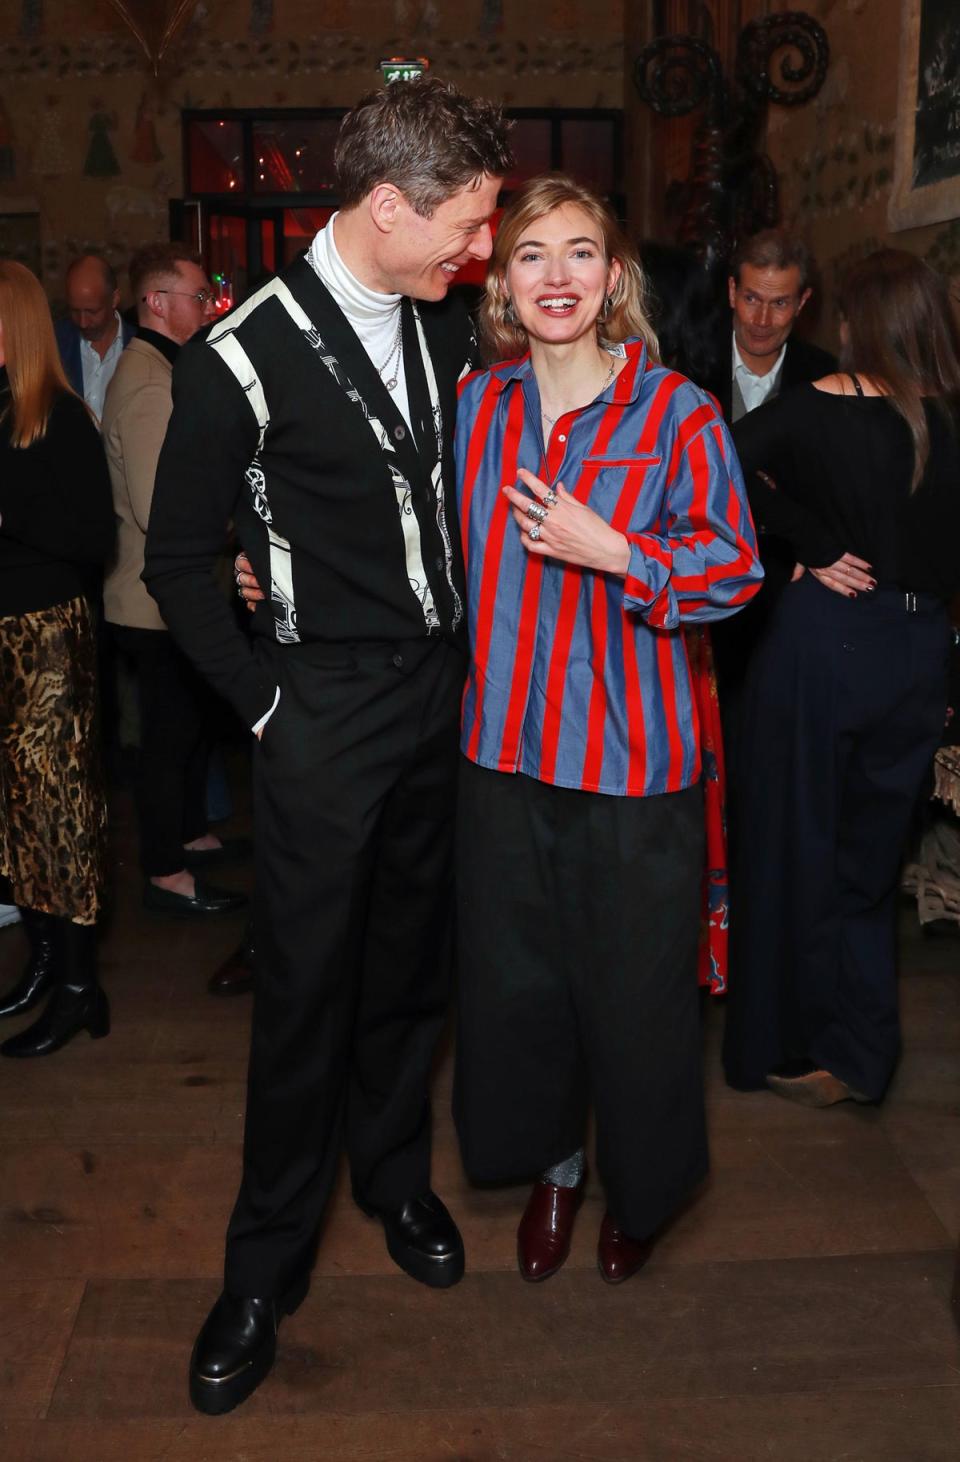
[232, 174, 763, 1280]
[453, 176, 762, 1282]
[0, 258, 114, 1057]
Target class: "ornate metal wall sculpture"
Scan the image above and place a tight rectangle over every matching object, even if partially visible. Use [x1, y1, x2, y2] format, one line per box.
[634, 11, 829, 269]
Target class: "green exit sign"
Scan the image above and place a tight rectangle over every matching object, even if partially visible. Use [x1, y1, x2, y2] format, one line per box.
[379, 56, 430, 84]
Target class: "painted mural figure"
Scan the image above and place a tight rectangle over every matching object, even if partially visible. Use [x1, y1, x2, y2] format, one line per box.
[249, 0, 273, 36]
[20, 0, 43, 37]
[480, 0, 504, 35]
[84, 106, 120, 179]
[35, 97, 68, 178]
[131, 91, 163, 167]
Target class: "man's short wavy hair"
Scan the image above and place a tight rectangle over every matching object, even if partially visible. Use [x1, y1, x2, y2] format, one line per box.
[334, 77, 514, 218]
[729, 229, 811, 291]
[129, 241, 203, 302]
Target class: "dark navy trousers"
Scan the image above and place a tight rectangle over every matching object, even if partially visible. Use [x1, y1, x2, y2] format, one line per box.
[723, 576, 950, 1099]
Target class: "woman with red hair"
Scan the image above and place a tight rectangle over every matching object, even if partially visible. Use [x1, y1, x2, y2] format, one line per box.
[0, 259, 114, 1057]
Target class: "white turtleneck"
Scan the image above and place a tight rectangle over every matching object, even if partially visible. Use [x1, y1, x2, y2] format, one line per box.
[306, 214, 412, 429]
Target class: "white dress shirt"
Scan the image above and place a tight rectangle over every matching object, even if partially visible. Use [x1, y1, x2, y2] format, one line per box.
[732, 333, 787, 416]
[80, 311, 125, 423]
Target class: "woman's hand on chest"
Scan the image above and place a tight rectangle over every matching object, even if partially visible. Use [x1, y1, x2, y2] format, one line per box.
[502, 467, 631, 577]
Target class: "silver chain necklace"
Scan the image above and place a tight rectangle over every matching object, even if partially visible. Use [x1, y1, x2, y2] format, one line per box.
[541, 354, 616, 427]
[376, 313, 404, 392]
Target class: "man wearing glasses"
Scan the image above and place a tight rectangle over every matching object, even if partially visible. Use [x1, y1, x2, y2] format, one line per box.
[101, 245, 248, 923]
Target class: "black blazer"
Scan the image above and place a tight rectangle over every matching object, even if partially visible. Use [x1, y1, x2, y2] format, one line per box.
[710, 331, 836, 690]
[54, 316, 134, 399]
[709, 331, 836, 423]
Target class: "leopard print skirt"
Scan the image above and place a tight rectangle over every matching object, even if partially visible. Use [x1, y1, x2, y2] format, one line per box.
[0, 596, 107, 924]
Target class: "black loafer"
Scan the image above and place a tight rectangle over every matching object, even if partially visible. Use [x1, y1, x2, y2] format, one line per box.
[364, 1191, 464, 1289]
[183, 837, 253, 870]
[143, 879, 248, 918]
[189, 1275, 309, 1416]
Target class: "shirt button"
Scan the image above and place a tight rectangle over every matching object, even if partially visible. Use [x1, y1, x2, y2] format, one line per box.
[392, 652, 404, 668]
[393, 425, 406, 441]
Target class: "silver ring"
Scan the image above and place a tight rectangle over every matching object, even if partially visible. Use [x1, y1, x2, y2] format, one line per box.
[544, 490, 558, 507]
[526, 501, 547, 523]
[529, 523, 542, 541]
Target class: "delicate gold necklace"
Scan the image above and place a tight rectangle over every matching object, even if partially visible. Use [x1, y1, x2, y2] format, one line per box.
[540, 354, 616, 427]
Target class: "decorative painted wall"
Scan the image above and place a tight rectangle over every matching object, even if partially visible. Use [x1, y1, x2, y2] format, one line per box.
[2, 0, 957, 328]
[761, 0, 959, 341]
[0, 0, 624, 306]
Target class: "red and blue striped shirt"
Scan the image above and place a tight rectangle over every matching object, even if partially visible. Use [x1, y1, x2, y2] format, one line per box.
[455, 338, 763, 797]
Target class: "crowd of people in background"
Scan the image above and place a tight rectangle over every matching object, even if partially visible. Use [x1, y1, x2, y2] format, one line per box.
[0, 76, 957, 1417]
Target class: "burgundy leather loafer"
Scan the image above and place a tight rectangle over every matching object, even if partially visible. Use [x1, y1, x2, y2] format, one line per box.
[597, 1212, 654, 1284]
[517, 1178, 585, 1282]
[766, 1061, 871, 1108]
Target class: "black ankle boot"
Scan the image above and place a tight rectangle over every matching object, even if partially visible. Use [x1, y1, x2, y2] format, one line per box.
[1, 921, 109, 1058]
[0, 907, 60, 1019]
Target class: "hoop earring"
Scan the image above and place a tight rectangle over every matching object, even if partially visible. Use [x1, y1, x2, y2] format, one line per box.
[504, 298, 518, 326]
[600, 293, 614, 322]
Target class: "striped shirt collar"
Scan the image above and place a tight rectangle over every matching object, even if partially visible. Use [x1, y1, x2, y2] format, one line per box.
[490, 337, 639, 400]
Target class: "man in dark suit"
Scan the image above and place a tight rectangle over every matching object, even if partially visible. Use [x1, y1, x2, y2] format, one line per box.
[712, 228, 835, 423]
[710, 230, 836, 718]
[144, 78, 513, 1416]
[54, 254, 133, 422]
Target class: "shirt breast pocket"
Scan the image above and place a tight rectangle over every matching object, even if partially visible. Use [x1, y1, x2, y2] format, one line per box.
[575, 455, 662, 518]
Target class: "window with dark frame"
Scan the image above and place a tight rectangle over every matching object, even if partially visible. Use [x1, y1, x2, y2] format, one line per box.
[176, 107, 624, 309]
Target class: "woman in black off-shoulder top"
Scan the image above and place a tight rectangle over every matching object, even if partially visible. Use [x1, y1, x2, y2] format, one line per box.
[722, 249, 960, 1108]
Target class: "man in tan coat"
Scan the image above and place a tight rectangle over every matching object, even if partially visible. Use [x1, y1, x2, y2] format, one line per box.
[102, 243, 246, 924]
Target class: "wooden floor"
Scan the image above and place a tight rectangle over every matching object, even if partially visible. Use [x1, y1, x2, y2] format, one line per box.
[1, 779, 958, 1461]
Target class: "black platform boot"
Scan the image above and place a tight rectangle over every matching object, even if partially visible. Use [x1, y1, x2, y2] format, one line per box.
[1, 921, 109, 1058]
[0, 908, 60, 1019]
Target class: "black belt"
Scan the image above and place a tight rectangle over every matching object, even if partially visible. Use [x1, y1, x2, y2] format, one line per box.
[872, 586, 941, 614]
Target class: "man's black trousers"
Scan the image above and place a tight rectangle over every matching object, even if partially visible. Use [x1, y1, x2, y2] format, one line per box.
[109, 625, 210, 877]
[224, 636, 465, 1298]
